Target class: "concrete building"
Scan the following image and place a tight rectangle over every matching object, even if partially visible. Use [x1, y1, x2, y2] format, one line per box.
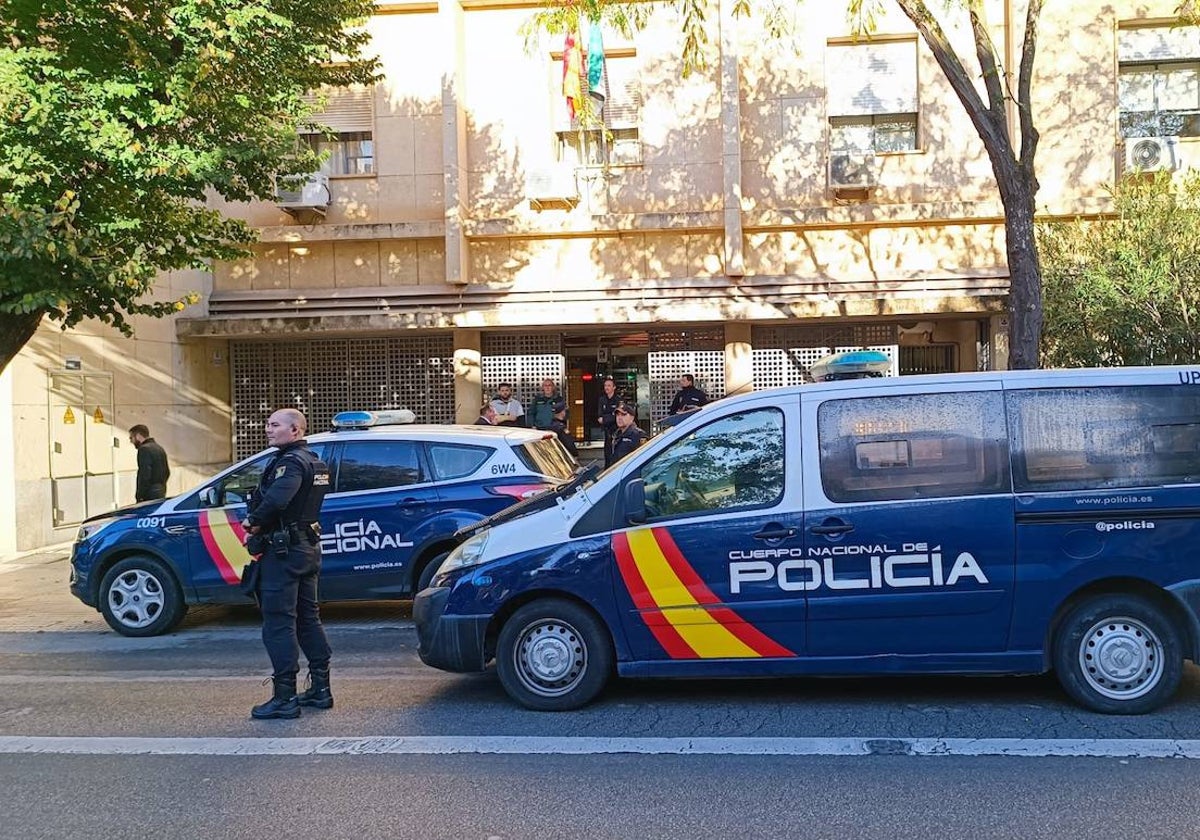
[4, 0, 1198, 551]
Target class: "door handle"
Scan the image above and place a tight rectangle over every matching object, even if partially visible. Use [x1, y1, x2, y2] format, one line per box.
[163, 525, 193, 536]
[810, 520, 854, 536]
[396, 498, 427, 509]
[753, 525, 797, 541]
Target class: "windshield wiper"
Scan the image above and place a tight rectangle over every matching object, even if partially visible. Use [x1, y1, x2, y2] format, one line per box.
[455, 462, 601, 540]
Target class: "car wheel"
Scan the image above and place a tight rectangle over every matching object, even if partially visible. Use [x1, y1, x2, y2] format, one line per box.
[1052, 594, 1183, 714]
[496, 598, 613, 711]
[98, 555, 187, 637]
[416, 551, 450, 594]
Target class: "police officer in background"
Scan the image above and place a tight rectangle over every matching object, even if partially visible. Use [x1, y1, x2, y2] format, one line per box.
[595, 377, 621, 468]
[242, 408, 333, 720]
[610, 401, 647, 462]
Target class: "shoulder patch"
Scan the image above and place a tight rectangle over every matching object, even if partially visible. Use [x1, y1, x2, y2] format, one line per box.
[275, 466, 287, 478]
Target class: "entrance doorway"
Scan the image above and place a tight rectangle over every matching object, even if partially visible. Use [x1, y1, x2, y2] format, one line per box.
[564, 332, 650, 444]
[48, 372, 118, 526]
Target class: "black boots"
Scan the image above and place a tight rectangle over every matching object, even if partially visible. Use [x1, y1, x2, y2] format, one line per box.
[251, 674, 301, 720]
[297, 665, 333, 710]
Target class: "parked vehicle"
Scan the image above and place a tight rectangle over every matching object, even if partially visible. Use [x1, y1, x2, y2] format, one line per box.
[416, 365, 1200, 714]
[70, 411, 576, 636]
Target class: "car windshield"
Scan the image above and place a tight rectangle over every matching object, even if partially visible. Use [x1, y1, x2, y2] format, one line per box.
[514, 437, 576, 481]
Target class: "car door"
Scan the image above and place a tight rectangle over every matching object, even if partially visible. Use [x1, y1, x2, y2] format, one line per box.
[612, 401, 805, 664]
[317, 438, 438, 599]
[801, 384, 1016, 657]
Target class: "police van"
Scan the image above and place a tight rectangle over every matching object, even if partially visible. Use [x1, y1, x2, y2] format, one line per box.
[69, 411, 576, 637]
[415, 365, 1200, 714]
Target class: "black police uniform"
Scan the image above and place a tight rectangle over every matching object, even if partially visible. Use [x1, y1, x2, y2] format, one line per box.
[611, 424, 648, 462]
[244, 439, 331, 719]
[669, 385, 708, 415]
[596, 390, 621, 467]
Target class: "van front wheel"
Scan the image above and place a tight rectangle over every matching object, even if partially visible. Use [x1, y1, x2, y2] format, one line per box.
[1053, 594, 1183, 714]
[496, 599, 613, 711]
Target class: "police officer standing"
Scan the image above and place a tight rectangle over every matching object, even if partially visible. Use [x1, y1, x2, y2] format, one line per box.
[595, 377, 621, 467]
[242, 408, 333, 720]
[610, 401, 647, 462]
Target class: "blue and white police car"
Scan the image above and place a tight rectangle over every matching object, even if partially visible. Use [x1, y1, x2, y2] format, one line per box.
[416, 364, 1200, 714]
[70, 410, 577, 636]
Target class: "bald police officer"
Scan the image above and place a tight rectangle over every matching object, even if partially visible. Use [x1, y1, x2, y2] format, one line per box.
[242, 408, 332, 720]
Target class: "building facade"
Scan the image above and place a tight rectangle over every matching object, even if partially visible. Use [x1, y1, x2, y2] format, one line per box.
[4, 0, 1198, 550]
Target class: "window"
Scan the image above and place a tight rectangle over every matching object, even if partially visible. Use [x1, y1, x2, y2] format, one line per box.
[1118, 25, 1200, 138]
[826, 38, 918, 153]
[336, 442, 423, 493]
[214, 455, 271, 507]
[1007, 386, 1200, 492]
[302, 85, 375, 174]
[428, 444, 491, 481]
[639, 409, 785, 519]
[554, 51, 642, 167]
[818, 392, 1009, 503]
[514, 439, 577, 481]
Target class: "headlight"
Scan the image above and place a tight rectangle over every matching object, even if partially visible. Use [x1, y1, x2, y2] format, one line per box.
[438, 531, 491, 575]
[76, 517, 120, 542]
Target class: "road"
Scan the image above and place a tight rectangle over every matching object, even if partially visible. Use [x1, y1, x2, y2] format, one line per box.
[3, 550, 1200, 839]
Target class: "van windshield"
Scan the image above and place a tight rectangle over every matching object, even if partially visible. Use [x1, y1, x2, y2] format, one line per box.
[514, 438, 576, 481]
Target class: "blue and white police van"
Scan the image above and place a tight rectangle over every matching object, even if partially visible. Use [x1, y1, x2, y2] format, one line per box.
[70, 411, 577, 637]
[415, 365, 1200, 714]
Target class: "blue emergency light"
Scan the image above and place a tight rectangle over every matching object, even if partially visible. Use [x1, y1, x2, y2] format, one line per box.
[331, 409, 417, 430]
[808, 350, 892, 382]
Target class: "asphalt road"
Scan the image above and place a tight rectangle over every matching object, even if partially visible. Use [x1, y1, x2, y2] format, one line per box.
[4, 552, 1200, 839]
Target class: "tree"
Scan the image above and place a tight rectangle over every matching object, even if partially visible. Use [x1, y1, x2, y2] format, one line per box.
[0, 0, 377, 373]
[1039, 171, 1200, 368]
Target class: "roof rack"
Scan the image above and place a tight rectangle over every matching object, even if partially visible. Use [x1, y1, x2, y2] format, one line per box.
[331, 409, 417, 430]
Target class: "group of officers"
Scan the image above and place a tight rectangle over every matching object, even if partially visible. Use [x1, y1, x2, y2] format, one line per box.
[476, 373, 708, 468]
[239, 374, 709, 721]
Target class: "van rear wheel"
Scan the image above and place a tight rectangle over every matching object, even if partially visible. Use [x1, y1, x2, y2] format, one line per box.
[496, 599, 613, 711]
[1052, 594, 1182, 714]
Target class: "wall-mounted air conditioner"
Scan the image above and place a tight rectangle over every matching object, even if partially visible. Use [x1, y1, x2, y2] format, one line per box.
[525, 167, 579, 207]
[829, 151, 877, 190]
[1124, 136, 1179, 173]
[276, 173, 331, 216]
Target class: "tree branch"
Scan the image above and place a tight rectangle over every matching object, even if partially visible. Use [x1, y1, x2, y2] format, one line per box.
[1016, 0, 1043, 178]
[966, 0, 1006, 118]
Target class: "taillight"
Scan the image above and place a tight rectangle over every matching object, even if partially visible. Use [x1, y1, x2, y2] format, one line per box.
[488, 483, 552, 500]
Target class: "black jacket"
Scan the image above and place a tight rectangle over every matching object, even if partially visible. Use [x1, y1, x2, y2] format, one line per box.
[669, 385, 708, 415]
[245, 441, 330, 531]
[596, 391, 621, 431]
[134, 438, 170, 502]
[611, 425, 648, 461]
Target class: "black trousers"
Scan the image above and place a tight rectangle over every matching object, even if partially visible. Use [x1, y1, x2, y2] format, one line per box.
[602, 424, 617, 468]
[259, 542, 331, 678]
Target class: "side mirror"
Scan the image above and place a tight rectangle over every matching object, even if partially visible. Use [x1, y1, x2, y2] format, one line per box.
[199, 486, 221, 508]
[624, 478, 646, 525]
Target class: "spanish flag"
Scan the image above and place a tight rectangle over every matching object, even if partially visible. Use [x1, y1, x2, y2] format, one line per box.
[562, 30, 583, 121]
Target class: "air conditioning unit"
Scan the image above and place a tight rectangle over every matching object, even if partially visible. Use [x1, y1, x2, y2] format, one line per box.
[1124, 136, 1179, 173]
[276, 173, 331, 215]
[525, 167, 579, 207]
[829, 151, 877, 190]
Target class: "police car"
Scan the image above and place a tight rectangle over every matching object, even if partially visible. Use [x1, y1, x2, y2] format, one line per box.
[415, 364, 1200, 714]
[69, 411, 577, 637]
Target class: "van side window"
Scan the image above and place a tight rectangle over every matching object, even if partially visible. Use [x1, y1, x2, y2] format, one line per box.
[818, 391, 1009, 503]
[639, 408, 785, 520]
[337, 441, 424, 492]
[1007, 385, 1200, 491]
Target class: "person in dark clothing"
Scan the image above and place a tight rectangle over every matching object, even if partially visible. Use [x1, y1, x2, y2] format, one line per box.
[476, 404, 498, 425]
[611, 402, 647, 462]
[128, 425, 170, 502]
[596, 377, 621, 468]
[668, 374, 708, 417]
[529, 378, 561, 430]
[241, 408, 332, 720]
[549, 399, 578, 458]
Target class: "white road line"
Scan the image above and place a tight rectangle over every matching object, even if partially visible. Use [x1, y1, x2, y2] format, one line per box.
[2, 735, 1200, 758]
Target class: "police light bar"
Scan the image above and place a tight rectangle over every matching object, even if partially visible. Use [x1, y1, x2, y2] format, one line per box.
[331, 409, 417, 429]
[808, 350, 891, 382]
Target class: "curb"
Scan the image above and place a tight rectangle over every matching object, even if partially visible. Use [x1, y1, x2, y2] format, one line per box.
[0, 540, 74, 568]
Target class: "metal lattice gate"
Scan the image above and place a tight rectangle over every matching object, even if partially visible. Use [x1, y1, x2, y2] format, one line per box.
[751, 324, 899, 387]
[480, 334, 565, 410]
[231, 336, 455, 459]
[648, 329, 726, 427]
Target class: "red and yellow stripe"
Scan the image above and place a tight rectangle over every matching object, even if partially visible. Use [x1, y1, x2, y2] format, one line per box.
[614, 527, 793, 659]
[199, 509, 251, 585]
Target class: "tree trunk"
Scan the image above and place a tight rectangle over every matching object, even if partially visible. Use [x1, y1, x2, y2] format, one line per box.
[0, 311, 45, 375]
[1000, 179, 1043, 370]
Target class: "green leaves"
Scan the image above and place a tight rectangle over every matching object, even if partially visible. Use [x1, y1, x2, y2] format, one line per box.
[1040, 172, 1200, 367]
[0, 0, 378, 370]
